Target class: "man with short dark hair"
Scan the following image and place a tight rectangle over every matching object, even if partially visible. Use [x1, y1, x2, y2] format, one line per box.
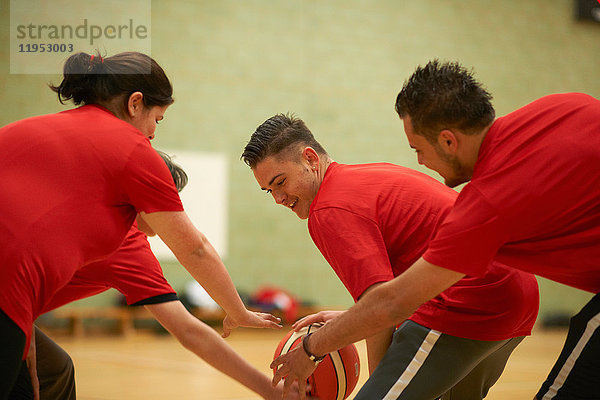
[395, 60, 600, 400]
[243, 114, 539, 399]
[270, 61, 600, 400]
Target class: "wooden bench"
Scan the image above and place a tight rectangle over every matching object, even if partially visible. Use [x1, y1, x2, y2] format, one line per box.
[47, 307, 152, 337]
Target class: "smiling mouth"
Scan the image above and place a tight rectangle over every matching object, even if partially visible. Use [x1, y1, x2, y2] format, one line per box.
[289, 199, 298, 209]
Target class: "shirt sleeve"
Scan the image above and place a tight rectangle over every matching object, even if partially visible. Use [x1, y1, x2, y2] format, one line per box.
[121, 143, 184, 214]
[308, 208, 394, 301]
[423, 184, 508, 277]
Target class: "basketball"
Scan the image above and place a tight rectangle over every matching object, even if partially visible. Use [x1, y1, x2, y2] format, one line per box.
[273, 323, 360, 400]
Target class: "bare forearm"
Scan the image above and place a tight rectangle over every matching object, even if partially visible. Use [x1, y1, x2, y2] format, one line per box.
[305, 259, 464, 358]
[149, 303, 275, 399]
[179, 321, 273, 398]
[142, 211, 247, 318]
[307, 280, 406, 356]
[176, 236, 246, 318]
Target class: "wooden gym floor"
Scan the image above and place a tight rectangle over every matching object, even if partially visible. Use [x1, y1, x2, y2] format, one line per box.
[49, 326, 566, 400]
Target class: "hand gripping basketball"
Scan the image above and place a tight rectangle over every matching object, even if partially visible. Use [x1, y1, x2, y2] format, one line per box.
[271, 323, 360, 400]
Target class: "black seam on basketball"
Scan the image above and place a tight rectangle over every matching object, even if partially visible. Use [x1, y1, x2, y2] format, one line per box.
[341, 353, 349, 399]
[328, 353, 341, 400]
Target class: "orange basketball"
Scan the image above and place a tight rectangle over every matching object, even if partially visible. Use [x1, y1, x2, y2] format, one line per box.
[273, 323, 361, 400]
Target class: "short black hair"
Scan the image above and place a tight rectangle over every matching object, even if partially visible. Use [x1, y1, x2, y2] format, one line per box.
[241, 113, 327, 168]
[395, 60, 495, 142]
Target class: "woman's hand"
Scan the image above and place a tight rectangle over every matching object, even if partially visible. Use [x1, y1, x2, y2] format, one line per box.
[222, 309, 282, 338]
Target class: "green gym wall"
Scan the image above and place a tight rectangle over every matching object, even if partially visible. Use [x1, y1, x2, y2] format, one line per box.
[0, 0, 598, 321]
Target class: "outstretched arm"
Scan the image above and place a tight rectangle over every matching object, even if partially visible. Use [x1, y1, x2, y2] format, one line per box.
[140, 211, 281, 336]
[147, 301, 300, 400]
[271, 258, 464, 399]
[291, 286, 394, 375]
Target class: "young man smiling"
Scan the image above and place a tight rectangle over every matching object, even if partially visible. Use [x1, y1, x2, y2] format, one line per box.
[267, 61, 600, 400]
[242, 114, 539, 400]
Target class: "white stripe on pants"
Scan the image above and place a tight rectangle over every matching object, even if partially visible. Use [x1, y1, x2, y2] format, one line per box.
[382, 329, 442, 400]
[542, 312, 600, 400]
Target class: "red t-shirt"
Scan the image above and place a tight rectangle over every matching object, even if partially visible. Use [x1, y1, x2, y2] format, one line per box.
[308, 162, 538, 341]
[0, 105, 183, 345]
[41, 224, 177, 314]
[424, 93, 600, 293]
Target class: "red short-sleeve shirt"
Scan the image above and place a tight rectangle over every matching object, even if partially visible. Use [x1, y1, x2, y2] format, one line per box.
[41, 224, 177, 314]
[0, 105, 183, 345]
[424, 93, 600, 293]
[309, 162, 538, 341]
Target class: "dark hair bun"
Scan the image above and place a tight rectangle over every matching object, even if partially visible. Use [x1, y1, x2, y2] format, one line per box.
[50, 52, 104, 105]
[49, 51, 173, 110]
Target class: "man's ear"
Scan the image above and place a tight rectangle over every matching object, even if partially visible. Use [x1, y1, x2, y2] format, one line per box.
[438, 129, 459, 154]
[126, 92, 144, 117]
[302, 147, 320, 169]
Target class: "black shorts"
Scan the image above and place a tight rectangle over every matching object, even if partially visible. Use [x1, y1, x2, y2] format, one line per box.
[0, 308, 27, 400]
[536, 293, 600, 400]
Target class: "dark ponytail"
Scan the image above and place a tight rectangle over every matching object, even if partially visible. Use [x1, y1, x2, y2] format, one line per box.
[50, 51, 174, 109]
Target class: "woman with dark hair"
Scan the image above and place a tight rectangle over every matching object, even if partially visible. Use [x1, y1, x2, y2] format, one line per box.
[0, 51, 279, 399]
[10, 152, 293, 400]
